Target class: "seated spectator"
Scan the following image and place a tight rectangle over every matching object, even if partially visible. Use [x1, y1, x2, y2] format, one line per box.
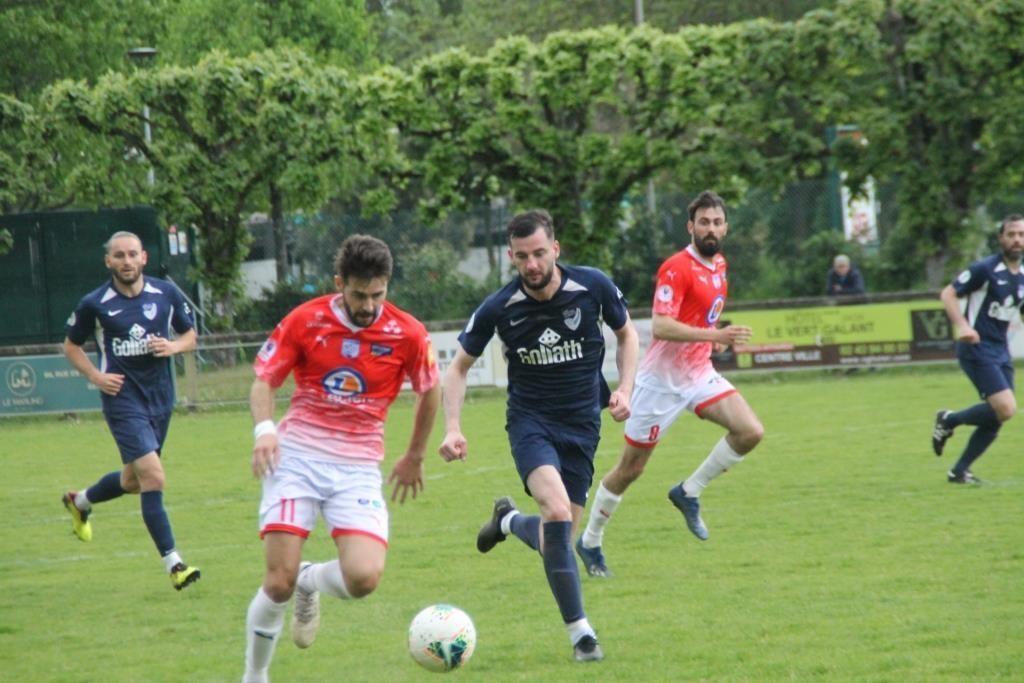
[827, 254, 866, 296]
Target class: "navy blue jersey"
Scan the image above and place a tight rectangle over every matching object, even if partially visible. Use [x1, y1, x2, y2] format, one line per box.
[458, 264, 629, 424]
[951, 254, 1024, 363]
[65, 276, 195, 415]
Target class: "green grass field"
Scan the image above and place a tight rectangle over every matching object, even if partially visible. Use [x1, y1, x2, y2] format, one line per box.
[2, 365, 1023, 682]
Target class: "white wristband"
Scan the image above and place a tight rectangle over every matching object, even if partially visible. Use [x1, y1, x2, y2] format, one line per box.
[254, 420, 277, 440]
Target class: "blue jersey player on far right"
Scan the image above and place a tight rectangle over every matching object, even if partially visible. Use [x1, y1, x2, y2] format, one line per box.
[439, 209, 639, 663]
[933, 214, 1024, 483]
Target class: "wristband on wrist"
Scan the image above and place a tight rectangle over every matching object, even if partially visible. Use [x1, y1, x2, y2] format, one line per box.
[254, 419, 277, 440]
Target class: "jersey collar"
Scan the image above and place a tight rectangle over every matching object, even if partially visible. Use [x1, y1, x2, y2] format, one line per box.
[330, 294, 384, 332]
[685, 244, 718, 271]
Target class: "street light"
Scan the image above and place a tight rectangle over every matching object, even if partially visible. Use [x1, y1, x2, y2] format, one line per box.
[127, 47, 157, 187]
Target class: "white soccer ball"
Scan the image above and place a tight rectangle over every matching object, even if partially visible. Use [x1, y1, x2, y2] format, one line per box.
[408, 604, 476, 673]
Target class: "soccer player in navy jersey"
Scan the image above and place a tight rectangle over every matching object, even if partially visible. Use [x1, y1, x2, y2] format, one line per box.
[62, 231, 201, 590]
[933, 214, 1024, 483]
[439, 209, 639, 662]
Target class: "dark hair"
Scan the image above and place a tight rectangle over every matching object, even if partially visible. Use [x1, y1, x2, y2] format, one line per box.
[507, 209, 554, 243]
[687, 190, 728, 222]
[334, 234, 393, 282]
[999, 214, 1024, 234]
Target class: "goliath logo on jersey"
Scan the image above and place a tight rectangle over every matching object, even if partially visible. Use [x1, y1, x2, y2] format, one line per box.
[322, 367, 367, 402]
[112, 324, 153, 357]
[987, 296, 1019, 322]
[516, 327, 583, 366]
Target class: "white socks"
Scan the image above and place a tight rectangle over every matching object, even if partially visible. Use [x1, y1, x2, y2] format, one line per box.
[297, 560, 351, 600]
[161, 551, 183, 573]
[581, 483, 622, 549]
[244, 587, 287, 681]
[499, 510, 520, 536]
[74, 491, 91, 511]
[683, 436, 744, 497]
[566, 617, 595, 646]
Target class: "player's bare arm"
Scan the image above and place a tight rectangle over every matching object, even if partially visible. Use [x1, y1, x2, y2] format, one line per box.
[652, 313, 752, 346]
[149, 328, 198, 357]
[608, 317, 640, 422]
[249, 378, 280, 478]
[389, 382, 441, 504]
[62, 337, 125, 396]
[940, 284, 980, 344]
[438, 347, 477, 461]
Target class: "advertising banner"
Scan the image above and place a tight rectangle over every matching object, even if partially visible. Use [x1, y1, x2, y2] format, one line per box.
[0, 355, 101, 416]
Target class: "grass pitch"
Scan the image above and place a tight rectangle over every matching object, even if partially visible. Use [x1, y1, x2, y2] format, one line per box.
[2, 365, 1023, 681]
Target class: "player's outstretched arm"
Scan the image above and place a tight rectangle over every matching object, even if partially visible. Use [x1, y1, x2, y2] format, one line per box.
[63, 337, 124, 396]
[652, 314, 751, 346]
[249, 378, 280, 478]
[608, 317, 640, 422]
[438, 347, 476, 462]
[389, 382, 441, 504]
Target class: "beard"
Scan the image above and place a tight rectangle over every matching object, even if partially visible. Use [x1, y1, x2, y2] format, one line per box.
[1002, 246, 1023, 262]
[694, 235, 720, 258]
[345, 301, 377, 328]
[521, 264, 555, 291]
[111, 266, 141, 286]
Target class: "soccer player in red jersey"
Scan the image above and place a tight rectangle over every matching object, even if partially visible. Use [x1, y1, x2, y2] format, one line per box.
[242, 235, 440, 683]
[577, 191, 765, 577]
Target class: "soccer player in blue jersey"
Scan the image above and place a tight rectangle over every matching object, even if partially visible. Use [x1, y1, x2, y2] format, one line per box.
[62, 231, 201, 590]
[439, 209, 639, 662]
[933, 214, 1024, 483]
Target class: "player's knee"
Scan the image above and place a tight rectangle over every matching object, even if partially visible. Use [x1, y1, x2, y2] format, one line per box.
[345, 570, 381, 599]
[119, 472, 140, 493]
[538, 500, 572, 522]
[733, 421, 764, 452]
[995, 404, 1016, 423]
[138, 471, 165, 491]
[263, 573, 297, 603]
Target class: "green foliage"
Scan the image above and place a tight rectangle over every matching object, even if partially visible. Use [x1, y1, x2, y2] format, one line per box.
[0, 0, 166, 99]
[820, 0, 1024, 285]
[162, 0, 374, 69]
[233, 279, 331, 332]
[388, 240, 490, 322]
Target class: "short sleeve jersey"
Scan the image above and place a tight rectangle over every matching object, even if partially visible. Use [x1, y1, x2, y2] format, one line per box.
[254, 295, 439, 462]
[638, 245, 728, 392]
[951, 254, 1024, 363]
[65, 276, 195, 416]
[458, 264, 629, 425]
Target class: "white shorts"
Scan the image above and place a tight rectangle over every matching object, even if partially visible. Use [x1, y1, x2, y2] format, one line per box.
[258, 447, 389, 547]
[623, 371, 737, 449]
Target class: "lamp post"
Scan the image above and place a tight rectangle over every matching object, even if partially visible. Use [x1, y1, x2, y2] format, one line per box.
[633, 2, 657, 215]
[127, 47, 157, 187]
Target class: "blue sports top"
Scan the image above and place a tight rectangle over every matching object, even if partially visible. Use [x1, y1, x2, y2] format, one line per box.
[458, 264, 629, 424]
[951, 254, 1024, 363]
[65, 276, 195, 415]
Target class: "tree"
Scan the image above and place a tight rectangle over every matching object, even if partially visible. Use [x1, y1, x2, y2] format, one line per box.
[375, 22, 829, 270]
[819, 0, 1024, 287]
[0, 0, 166, 99]
[45, 50, 366, 325]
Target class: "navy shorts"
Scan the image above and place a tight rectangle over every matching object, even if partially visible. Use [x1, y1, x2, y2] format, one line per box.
[506, 414, 599, 506]
[105, 412, 172, 463]
[959, 356, 1014, 400]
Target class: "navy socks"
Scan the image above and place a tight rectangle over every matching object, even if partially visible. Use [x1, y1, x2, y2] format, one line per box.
[141, 491, 176, 557]
[541, 521, 585, 624]
[509, 514, 541, 551]
[86, 471, 125, 504]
